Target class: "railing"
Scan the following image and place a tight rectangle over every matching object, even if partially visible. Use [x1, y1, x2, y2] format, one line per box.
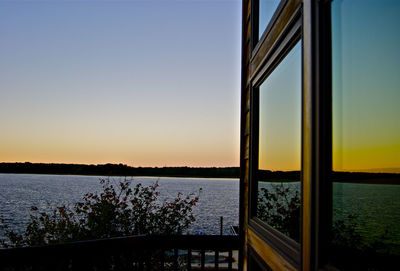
[0, 235, 240, 271]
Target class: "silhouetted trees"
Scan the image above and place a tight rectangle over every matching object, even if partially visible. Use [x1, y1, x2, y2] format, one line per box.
[0, 162, 240, 178]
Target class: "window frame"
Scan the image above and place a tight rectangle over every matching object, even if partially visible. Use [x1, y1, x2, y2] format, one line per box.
[251, 0, 288, 53]
[302, 1, 332, 269]
[248, 0, 303, 268]
[245, 0, 333, 270]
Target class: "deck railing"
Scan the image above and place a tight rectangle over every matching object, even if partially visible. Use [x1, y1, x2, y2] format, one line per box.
[0, 235, 240, 271]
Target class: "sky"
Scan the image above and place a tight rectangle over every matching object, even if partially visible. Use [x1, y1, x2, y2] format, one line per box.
[0, 0, 242, 167]
[1, 0, 398, 172]
[259, 41, 301, 171]
[332, 0, 400, 172]
[258, 0, 400, 173]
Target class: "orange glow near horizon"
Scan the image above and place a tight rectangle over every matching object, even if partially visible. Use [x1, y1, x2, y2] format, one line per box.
[258, 41, 301, 172]
[0, 1, 241, 168]
[0, 134, 239, 167]
[333, 143, 400, 173]
[332, 0, 400, 174]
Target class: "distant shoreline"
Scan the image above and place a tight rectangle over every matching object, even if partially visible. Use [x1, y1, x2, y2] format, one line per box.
[256, 169, 400, 185]
[1, 162, 398, 184]
[0, 172, 240, 180]
[0, 162, 240, 179]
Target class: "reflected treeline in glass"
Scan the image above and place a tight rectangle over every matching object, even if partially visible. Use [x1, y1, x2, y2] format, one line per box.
[256, 41, 301, 242]
[331, 172, 400, 270]
[257, 170, 300, 241]
[332, 0, 400, 269]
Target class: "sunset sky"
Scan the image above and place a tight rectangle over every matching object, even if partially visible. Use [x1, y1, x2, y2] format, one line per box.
[0, 0, 242, 167]
[259, 41, 301, 171]
[332, 0, 400, 172]
[1, 0, 398, 171]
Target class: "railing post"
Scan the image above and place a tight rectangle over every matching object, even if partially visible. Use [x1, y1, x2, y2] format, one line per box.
[160, 250, 165, 271]
[228, 250, 233, 271]
[215, 250, 219, 269]
[220, 216, 223, 236]
[187, 248, 192, 271]
[173, 248, 179, 271]
[200, 249, 205, 271]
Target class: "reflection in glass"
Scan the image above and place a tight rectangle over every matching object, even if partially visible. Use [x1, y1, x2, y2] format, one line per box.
[256, 41, 301, 242]
[258, 0, 280, 39]
[332, 0, 400, 269]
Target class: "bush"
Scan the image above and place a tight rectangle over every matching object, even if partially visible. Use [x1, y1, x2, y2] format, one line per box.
[257, 183, 395, 270]
[257, 183, 365, 244]
[0, 178, 201, 248]
[257, 183, 300, 241]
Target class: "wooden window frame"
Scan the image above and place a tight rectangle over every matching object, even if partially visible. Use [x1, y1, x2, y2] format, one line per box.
[245, 0, 332, 270]
[251, 0, 288, 52]
[248, 0, 303, 269]
[302, 1, 332, 270]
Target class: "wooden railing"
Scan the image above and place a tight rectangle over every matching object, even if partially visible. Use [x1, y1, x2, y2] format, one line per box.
[0, 235, 240, 271]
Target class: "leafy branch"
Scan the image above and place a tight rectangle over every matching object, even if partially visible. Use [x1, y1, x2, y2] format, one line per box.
[1, 178, 201, 248]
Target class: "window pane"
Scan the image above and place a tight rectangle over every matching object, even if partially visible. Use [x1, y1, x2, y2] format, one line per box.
[257, 41, 301, 242]
[332, 0, 400, 269]
[258, 0, 280, 39]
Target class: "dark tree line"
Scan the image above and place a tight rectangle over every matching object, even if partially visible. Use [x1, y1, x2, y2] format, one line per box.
[0, 162, 240, 178]
[257, 169, 399, 184]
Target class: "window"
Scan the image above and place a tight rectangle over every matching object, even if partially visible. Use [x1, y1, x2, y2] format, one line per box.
[257, 0, 281, 39]
[256, 40, 301, 242]
[241, 0, 399, 270]
[330, 0, 400, 269]
[246, 0, 302, 268]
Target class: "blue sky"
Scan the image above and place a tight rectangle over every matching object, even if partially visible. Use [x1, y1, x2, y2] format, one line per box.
[0, 0, 242, 167]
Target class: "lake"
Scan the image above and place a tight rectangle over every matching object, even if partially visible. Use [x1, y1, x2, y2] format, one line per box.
[333, 182, 400, 253]
[1, 173, 399, 253]
[0, 174, 239, 236]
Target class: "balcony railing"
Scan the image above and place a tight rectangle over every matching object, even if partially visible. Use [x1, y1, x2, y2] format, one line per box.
[0, 235, 240, 271]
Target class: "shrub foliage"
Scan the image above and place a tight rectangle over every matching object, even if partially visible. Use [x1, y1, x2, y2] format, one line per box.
[0, 179, 201, 248]
[257, 183, 300, 241]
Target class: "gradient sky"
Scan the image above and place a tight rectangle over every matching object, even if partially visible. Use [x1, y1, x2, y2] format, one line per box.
[258, 41, 301, 171]
[0, 0, 242, 167]
[332, 0, 400, 172]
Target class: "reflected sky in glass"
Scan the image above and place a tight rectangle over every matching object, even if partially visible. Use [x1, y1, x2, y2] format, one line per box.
[257, 40, 301, 242]
[332, 0, 400, 173]
[259, 0, 280, 39]
[259, 41, 301, 171]
[332, 0, 400, 267]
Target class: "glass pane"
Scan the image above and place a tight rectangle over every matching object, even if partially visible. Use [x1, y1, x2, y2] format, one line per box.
[257, 41, 301, 242]
[332, 0, 400, 269]
[259, 0, 280, 39]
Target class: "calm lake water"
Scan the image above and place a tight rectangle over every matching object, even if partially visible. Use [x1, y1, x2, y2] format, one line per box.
[1, 174, 399, 253]
[333, 182, 400, 252]
[0, 174, 239, 236]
